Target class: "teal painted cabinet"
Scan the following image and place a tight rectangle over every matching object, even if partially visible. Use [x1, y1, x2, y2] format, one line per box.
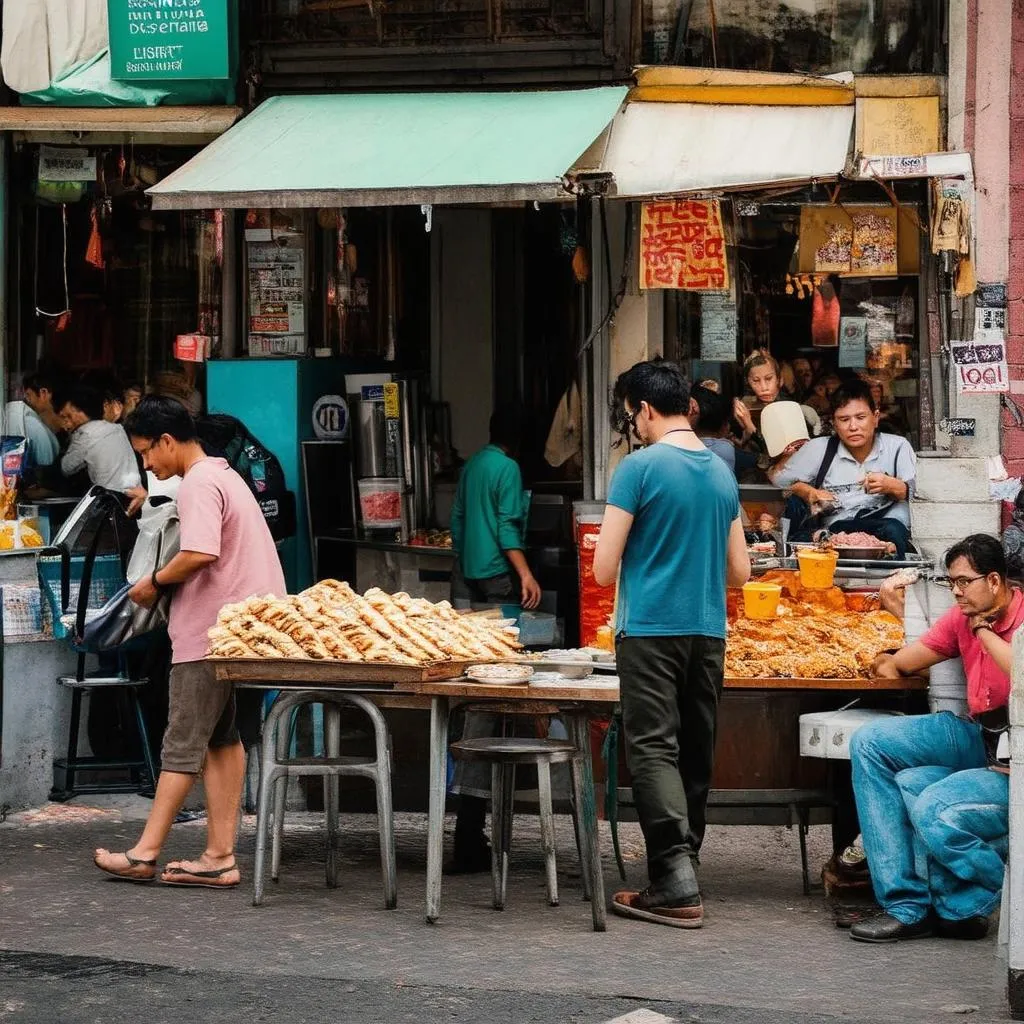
[206, 358, 347, 592]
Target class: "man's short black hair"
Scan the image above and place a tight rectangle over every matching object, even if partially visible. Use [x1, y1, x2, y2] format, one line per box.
[124, 395, 198, 443]
[830, 378, 878, 416]
[691, 383, 729, 435]
[24, 367, 66, 395]
[945, 533, 1007, 579]
[59, 384, 105, 423]
[489, 406, 524, 450]
[611, 359, 690, 437]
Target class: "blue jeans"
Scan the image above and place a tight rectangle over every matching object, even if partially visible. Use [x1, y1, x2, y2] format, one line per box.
[850, 712, 1008, 924]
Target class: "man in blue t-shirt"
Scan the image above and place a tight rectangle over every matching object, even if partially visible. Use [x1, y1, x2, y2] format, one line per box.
[595, 360, 750, 929]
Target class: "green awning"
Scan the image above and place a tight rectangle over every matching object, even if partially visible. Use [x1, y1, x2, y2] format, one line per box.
[147, 88, 627, 210]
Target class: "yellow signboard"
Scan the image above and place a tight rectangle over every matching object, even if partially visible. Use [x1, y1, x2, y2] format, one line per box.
[857, 97, 941, 157]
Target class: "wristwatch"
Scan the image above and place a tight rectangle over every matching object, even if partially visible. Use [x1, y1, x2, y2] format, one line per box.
[151, 569, 165, 593]
[972, 621, 994, 635]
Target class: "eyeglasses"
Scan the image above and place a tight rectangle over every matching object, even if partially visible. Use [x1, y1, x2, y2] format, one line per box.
[934, 574, 987, 592]
[624, 407, 645, 440]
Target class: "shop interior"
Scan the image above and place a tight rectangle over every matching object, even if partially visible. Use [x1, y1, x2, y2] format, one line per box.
[7, 152, 593, 640]
[663, 183, 927, 470]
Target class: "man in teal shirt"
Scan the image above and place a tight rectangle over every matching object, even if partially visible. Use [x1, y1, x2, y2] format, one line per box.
[449, 408, 541, 610]
[447, 408, 541, 872]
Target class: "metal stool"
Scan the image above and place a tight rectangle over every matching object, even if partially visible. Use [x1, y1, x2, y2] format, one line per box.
[50, 675, 156, 802]
[451, 736, 605, 929]
[254, 690, 397, 909]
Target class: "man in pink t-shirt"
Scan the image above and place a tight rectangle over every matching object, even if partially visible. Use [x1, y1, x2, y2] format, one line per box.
[94, 397, 285, 888]
[846, 534, 1021, 944]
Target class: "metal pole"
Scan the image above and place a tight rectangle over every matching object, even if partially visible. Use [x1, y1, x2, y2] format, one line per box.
[221, 210, 238, 358]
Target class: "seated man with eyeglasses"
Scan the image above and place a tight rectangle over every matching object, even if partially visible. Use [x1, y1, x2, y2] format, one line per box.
[848, 534, 1021, 944]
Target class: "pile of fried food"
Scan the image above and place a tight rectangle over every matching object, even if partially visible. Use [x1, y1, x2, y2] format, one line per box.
[726, 571, 903, 680]
[207, 580, 523, 665]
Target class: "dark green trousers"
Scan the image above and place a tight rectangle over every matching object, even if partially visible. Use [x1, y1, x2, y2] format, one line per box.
[616, 634, 725, 900]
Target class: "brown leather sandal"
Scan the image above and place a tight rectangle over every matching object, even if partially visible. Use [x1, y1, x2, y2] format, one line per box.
[94, 850, 158, 884]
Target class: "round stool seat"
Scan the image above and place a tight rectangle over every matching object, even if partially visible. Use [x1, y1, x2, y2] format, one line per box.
[57, 675, 148, 689]
[451, 737, 578, 765]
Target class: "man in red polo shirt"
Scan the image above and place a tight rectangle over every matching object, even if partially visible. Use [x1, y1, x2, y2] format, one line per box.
[847, 534, 1021, 943]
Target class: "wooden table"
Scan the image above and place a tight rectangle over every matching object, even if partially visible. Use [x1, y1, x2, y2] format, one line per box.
[215, 659, 923, 924]
[214, 659, 618, 928]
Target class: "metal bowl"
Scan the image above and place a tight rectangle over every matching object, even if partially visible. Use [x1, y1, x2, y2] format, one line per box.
[831, 546, 893, 561]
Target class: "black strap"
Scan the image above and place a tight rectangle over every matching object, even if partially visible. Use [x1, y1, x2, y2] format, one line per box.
[812, 435, 842, 490]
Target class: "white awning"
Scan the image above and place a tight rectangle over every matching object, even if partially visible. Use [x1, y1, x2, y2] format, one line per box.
[580, 102, 855, 198]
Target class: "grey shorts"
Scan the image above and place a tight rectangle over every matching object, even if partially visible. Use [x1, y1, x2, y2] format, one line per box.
[161, 660, 240, 774]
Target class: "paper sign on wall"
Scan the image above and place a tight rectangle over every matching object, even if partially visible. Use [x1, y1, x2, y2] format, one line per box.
[838, 317, 868, 368]
[951, 340, 1009, 394]
[639, 200, 729, 291]
[975, 306, 1007, 335]
[699, 291, 737, 361]
[39, 146, 96, 182]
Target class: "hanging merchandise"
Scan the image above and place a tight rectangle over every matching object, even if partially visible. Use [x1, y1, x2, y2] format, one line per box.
[544, 382, 583, 468]
[34, 205, 71, 322]
[954, 255, 977, 299]
[931, 182, 970, 255]
[85, 205, 105, 269]
[811, 278, 840, 347]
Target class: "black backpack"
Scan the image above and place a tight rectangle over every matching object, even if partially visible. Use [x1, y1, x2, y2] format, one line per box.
[195, 414, 297, 541]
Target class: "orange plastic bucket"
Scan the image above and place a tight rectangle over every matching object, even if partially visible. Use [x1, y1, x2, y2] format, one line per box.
[797, 549, 838, 590]
[742, 582, 782, 619]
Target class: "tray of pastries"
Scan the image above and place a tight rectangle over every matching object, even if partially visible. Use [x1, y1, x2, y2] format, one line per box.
[207, 580, 523, 681]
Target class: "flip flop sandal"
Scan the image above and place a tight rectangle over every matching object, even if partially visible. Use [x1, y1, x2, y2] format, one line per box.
[94, 851, 158, 884]
[161, 862, 240, 889]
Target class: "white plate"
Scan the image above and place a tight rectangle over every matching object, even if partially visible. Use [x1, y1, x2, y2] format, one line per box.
[466, 664, 534, 685]
[527, 660, 594, 679]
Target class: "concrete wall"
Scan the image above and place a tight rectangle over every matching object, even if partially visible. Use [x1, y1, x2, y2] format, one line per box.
[0, 638, 79, 809]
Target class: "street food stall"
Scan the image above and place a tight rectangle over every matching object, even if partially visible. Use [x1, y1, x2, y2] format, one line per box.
[202, 526, 930, 923]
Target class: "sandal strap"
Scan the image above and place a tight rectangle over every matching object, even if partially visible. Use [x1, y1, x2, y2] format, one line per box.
[125, 852, 157, 867]
[163, 862, 237, 879]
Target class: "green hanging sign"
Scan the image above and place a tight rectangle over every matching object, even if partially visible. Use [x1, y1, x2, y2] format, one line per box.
[107, 0, 233, 81]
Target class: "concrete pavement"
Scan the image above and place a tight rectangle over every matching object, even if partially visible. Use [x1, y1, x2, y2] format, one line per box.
[0, 803, 1012, 1023]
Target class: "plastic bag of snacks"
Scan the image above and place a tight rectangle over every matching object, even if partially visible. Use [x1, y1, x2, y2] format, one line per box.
[0, 437, 28, 525]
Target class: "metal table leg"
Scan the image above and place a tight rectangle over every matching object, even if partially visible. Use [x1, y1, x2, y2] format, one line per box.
[426, 695, 450, 924]
[567, 710, 606, 932]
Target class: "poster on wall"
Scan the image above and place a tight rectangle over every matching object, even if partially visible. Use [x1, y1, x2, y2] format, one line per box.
[951, 340, 1009, 394]
[838, 317, 868, 368]
[799, 206, 899, 276]
[700, 291, 738, 361]
[639, 200, 730, 291]
[801, 207, 852, 273]
[975, 305, 1007, 336]
[850, 208, 898, 276]
[247, 239, 306, 356]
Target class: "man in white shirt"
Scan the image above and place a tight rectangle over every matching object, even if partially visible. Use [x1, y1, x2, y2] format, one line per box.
[5, 400, 59, 466]
[58, 384, 142, 493]
[770, 379, 916, 556]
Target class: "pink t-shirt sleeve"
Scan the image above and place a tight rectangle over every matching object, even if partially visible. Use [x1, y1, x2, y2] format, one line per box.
[919, 606, 962, 661]
[178, 468, 224, 558]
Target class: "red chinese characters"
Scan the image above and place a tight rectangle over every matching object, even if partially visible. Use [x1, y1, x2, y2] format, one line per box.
[639, 199, 730, 291]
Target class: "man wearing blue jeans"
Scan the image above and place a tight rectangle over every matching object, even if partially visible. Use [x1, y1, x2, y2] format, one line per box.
[849, 534, 1023, 942]
[594, 360, 750, 928]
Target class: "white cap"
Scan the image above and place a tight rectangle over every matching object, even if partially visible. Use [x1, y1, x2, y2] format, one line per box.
[760, 401, 810, 457]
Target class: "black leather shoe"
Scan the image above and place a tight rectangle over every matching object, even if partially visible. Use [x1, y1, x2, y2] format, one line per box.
[935, 915, 991, 940]
[850, 912, 934, 943]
